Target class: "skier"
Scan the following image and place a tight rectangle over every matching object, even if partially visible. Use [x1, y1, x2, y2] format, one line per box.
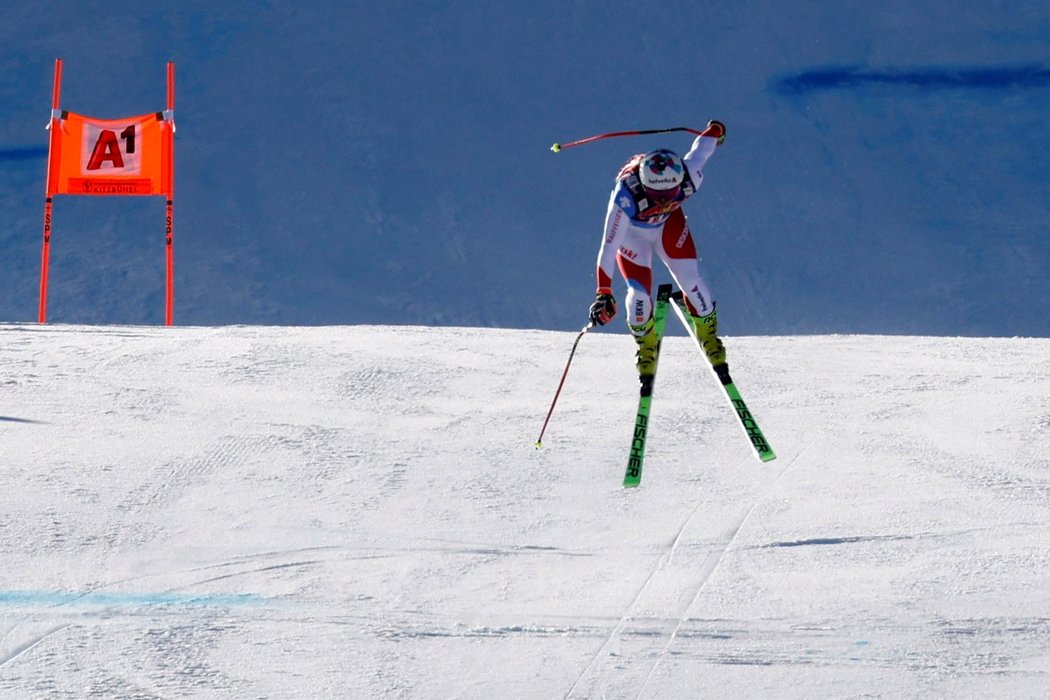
[587, 119, 730, 384]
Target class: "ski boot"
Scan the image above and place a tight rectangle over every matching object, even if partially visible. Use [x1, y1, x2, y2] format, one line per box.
[690, 306, 730, 383]
[630, 316, 660, 395]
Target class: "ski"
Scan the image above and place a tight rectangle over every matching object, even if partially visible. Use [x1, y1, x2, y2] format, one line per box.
[623, 284, 673, 487]
[670, 293, 777, 463]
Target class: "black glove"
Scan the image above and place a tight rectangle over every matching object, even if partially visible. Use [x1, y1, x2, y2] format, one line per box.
[588, 291, 617, 326]
[701, 119, 726, 145]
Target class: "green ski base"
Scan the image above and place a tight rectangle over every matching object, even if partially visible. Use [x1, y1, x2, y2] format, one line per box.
[670, 293, 776, 463]
[623, 284, 673, 487]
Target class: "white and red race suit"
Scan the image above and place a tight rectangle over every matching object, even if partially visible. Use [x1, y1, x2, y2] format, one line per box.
[595, 133, 720, 331]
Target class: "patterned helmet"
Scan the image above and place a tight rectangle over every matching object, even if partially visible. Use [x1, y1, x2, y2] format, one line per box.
[638, 149, 684, 191]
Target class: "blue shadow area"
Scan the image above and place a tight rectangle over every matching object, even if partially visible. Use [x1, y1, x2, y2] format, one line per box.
[0, 590, 266, 608]
[760, 533, 917, 548]
[0, 416, 47, 424]
[773, 64, 1050, 93]
[0, 146, 48, 163]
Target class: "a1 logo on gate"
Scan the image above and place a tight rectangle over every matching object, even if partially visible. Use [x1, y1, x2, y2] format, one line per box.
[81, 123, 142, 173]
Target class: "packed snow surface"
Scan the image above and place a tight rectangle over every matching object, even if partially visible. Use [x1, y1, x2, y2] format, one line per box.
[1, 323, 1048, 698]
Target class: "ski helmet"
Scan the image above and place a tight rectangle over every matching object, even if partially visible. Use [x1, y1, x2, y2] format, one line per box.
[639, 149, 684, 192]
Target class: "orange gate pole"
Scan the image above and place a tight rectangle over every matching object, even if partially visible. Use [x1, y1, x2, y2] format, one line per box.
[39, 58, 63, 323]
[164, 61, 175, 326]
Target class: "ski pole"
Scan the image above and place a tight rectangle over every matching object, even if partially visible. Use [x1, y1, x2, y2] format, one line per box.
[551, 126, 703, 153]
[535, 322, 594, 448]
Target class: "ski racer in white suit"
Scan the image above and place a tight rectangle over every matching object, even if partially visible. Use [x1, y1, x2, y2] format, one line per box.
[588, 120, 729, 380]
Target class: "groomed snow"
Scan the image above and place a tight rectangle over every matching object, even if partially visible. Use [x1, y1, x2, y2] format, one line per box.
[1, 323, 1048, 698]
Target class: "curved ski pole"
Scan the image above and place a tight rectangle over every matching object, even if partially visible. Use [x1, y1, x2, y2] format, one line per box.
[551, 126, 703, 152]
[535, 322, 594, 448]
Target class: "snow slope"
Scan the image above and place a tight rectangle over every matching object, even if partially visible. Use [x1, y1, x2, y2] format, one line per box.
[2, 323, 1048, 697]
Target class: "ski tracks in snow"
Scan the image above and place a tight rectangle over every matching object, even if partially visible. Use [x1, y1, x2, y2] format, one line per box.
[634, 447, 807, 697]
[564, 495, 713, 699]
[566, 447, 808, 699]
[0, 625, 71, 670]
